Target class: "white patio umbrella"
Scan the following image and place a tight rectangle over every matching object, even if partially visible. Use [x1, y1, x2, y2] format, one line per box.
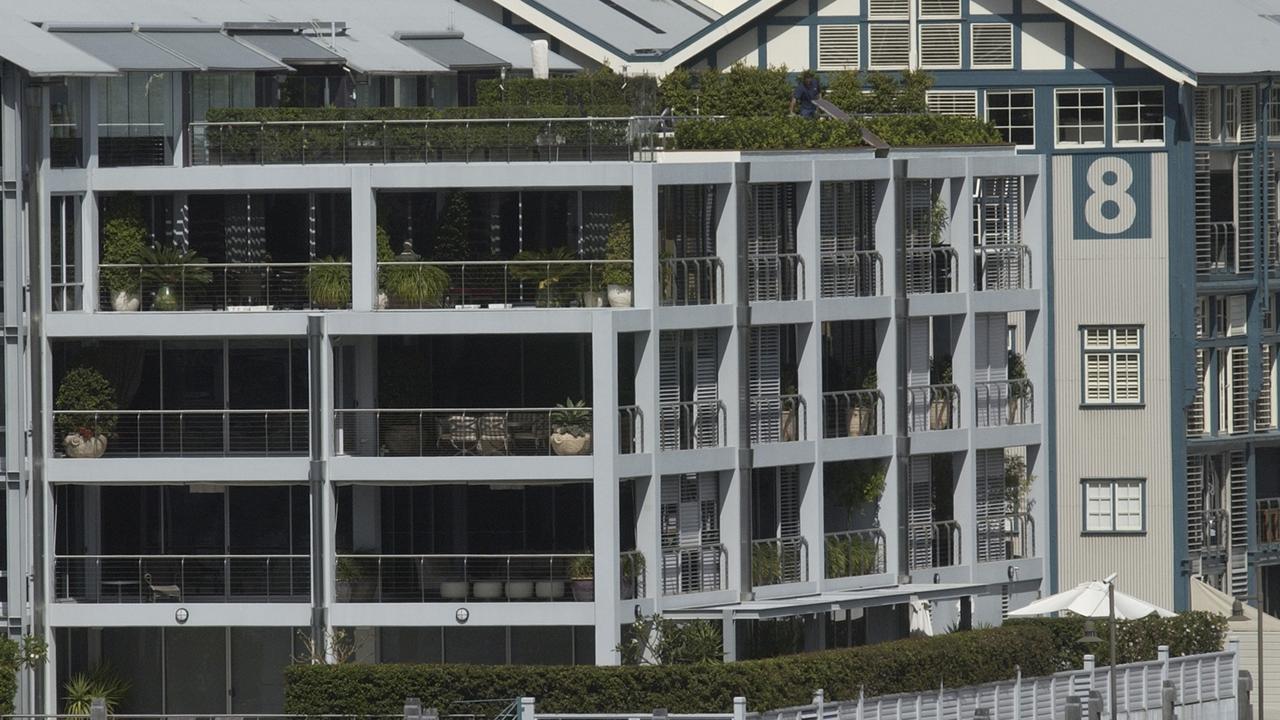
[1007, 579, 1176, 619]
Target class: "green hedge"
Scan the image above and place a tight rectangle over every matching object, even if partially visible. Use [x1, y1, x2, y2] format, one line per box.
[864, 115, 1004, 146]
[1007, 612, 1228, 671]
[283, 614, 1225, 715]
[0, 636, 21, 715]
[671, 115, 1002, 150]
[476, 68, 659, 114]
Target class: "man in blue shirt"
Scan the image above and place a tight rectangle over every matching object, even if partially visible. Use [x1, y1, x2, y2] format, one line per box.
[790, 70, 821, 118]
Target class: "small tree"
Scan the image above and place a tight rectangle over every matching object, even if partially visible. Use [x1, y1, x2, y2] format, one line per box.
[603, 217, 633, 287]
[54, 367, 118, 439]
[431, 192, 472, 261]
[100, 195, 148, 297]
[617, 613, 724, 665]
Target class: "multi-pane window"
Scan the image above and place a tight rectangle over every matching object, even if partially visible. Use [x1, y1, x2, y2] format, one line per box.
[1083, 480, 1145, 533]
[1114, 88, 1165, 145]
[1082, 326, 1142, 405]
[986, 90, 1035, 146]
[1054, 88, 1105, 146]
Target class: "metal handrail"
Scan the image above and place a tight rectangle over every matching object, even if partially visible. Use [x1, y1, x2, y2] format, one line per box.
[824, 528, 886, 578]
[747, 253, 805, 302]
[820, 249, 882, 298]
[618, 405, 644, 454]
[974, 378, 1034, 427]
[975, 512, 1036, 562]
[659, 256, 724, 306]
[657, 399, 727, 450]
[973, 244, 1031, 291]
[374, 259, 631, 309]
[1201, 221, 1236, 274]
[905, 246, 959, 294]
[54, 554, 309, 603]
[822, 389, 884, 438]
[99, 261, 353, 311]
[51, 409, 307, 457]
[747, 393, 806, 444]
[332, 407, 588, 457]
[334, 552, 592, 603]
[750, 536, 808, 586]
[907, 519, 962, 570]
[906, 384, 959, 432]
[660, 541, 727, 596]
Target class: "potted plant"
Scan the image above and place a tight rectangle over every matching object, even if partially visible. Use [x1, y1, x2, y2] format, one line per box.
[781, 388, 800, 442]
[64, 665, 130, 715]
[335, 556, 373, 602]
[928, 196, 952, 292]
[569, 555, 594, 601]
[54, 367, 117, 459]
[620, 551, 645, 600]
[550, 398, 592, 455]
[847, 367, 878, 437]
[751, 541, 781, 586]
[138, 244, 212, 311]
[511, 247, 583, 307]
[830, 460, 887, 526]
[929, 355, 953, 430]
[1008, 351, 1028, 424]
[306, 256, 352, 309]
[100, 195, 147, 311]
[604, 217, 634, 308]
[378, 234, 449, 309]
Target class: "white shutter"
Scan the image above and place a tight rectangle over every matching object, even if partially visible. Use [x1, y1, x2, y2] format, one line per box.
[1195, 151, 1212, 273]
[694, 329, 720, 448]
[1188, 348, 1207, 436]
[907, 456, 933, 569]
[1194, 88, 1217, 144]
[1231, 346, 1250, 434]
[918, 0, 960, 16]
[817, 25, 860, 70]
[970, 24, 1013, 69]
[1239, 86, 1258, 144]
[868, 0, 909, 19]
[1187, 456, 1205, 551]
[903, 180, 934, 294]
[1238, 151, 1257, 274]
[926, 90, 977, 117]
[748, 326, 782, 445]
[975, 449, 1007, 563]
[1229, 452, 1249, 596]
[868, 24, 911, 69]
[1226, 295, 1248, 336]
[907, 319, 932, 431]
[659, 332, 681, 450]
[918, 24, 961, 69]
[1259, 343, 1275, 430]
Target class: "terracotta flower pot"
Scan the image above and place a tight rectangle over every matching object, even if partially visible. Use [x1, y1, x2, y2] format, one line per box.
[848, 405, 873, 437]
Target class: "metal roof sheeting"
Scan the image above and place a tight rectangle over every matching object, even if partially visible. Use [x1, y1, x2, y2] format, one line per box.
[235, 33, 345, 65]
[141, 30, 291, 71]
[399, 34, 510, 70]
[51, 29, 199, 72]
[0, 9, 117, 76]
[327, 28, 450, 74]
[517, 0, 718, 55]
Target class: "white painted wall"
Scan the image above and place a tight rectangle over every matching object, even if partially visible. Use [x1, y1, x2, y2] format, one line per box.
[1022, 22, 1067, 70]
[765, 23, 810, 71]
[1072, 27, 1115, 70]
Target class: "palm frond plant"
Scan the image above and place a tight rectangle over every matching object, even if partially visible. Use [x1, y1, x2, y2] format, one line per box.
[549, 398, 593, 456]
[64, 665, 130, 716]
[511, 247, 583, 307]
[377, 232, 450, 308]
[306, 256, 352, 309]
[138, 244, 211, 311]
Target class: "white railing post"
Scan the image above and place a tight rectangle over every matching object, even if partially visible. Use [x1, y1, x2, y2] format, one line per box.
[734, 696, 747, 720]
[1084, 654, 1096, 671]
[521, 697, 536, 720]
[813, 689, 824, 720]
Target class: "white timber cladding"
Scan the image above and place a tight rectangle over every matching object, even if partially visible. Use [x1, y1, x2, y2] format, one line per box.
[925, 90, 977, 117]
[868, 24, 911, 69]
[970, 23, 1014, 68]
[918, 24, 961, 68]
[1052, 153, 1173, 608]
[817, 24, 860, 70]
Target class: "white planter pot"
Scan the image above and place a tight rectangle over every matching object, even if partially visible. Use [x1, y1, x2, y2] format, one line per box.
[375, 291, 390, 310]
[580, 290, 606, 308]
[63, 433, 108, 459]
[111, 291, 140, 312]
[550, 432, 592, 456]
[607, 284, 633, 308]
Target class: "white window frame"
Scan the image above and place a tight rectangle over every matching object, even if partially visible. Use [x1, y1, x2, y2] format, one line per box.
[1113, 86, 1166, 146]
[1081, 479, 1146, 534]
[970, 23, 1014, 70]
[1054, 87, 1107, 148]
[1081, 326, 1143, 406]
[985, 89, 1035, 148]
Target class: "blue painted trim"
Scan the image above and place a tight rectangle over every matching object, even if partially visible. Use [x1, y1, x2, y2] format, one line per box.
[1169, 82, 1197, 613]
[1064, 22, 1075, 72]
[757, 23, 768, 68]
[1045, 138, 1059, 597]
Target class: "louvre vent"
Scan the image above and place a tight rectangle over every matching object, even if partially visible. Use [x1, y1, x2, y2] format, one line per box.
[970, 23, 1013, 68]
[817, 25, 860, 70]
[868, 24, 910, 69]
[918, 0, 960, 17]
[919, 24, 961, 68]
[926, 90, 977, 117]
[868, 0, 909, 19]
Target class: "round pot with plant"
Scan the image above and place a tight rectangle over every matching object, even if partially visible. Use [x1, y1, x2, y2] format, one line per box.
[929, 356, 953, 430]
[54, 367, 117, 459]
[620, 551, 645, 600]
[306, 256, 352, 309]
[100, 195, 148, 312]
[139, 244, 212, 311]
[377, 230, 449, 309]
[848, 368, 878, 437]
[549, 398, 592, 455]
[569, 555, 594, 601]
[604, 217, 633, 308]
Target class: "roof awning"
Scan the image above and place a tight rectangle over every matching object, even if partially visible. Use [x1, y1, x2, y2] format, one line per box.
[329, 28, 449, 74]
[235, 33, 344, 65]
[141, 30, 291, 72]
[50, 29, 199, 72]
[0, 12, 116, 76]
[397, 32, 511, 70]
[663, 583, 986, 621]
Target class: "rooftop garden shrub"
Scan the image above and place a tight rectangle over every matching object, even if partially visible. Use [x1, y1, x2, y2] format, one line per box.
[864, 114, 1003, 146]
[673, 116, 868, 150]
[100, 195, 148, 300]
[476, 67, 659, 114]
[54, 367, 118, 440]
[826, 70, 932, 114]
[659, 64, 792, 117]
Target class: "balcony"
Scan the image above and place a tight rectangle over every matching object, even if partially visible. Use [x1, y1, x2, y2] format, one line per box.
[824, 528, 886, 579]
[657, 400, 727, 450]
[1259, 498, 1280, 547]
[748, 394, 806, 444]
[974, 512, 1036, 563]
[333, 407, 591, 457]
[618, 406, 645, 454]
[1199, 222, 1237, 275]
[660, 542, 726, 596]
[820, 250, 882, 298]
[907, 520, 961, 570]
[52, 409, 308, 458]
[905, 247, 959, 295]
[906, 385, 959, 432]
[54, 554, 309, 603]
[748, 254, 805, 302]
[333, 553, 592, 602]
[373, 259, 629, 310]
[750, 537, 807, 586]
[100, 262, 351, 312]
[660, 257, 724, 306]
[1203, 507, 1230, 550]
[191, 117, 636, 166]
[822, 390, 884, 439]
[974, 245, 1031, 291]
[974, 379, 1034, 428]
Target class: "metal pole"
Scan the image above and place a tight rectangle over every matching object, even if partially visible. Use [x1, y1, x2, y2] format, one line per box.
[1109, 581, 1117, 720]
[1260, 593, 1265, 720]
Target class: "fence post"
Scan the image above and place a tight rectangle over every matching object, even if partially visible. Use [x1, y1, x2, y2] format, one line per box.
[734, 696, 748, 720]
[813, 688, 825, 719]
[1160, 680, 1175, 720]
[1086, 691, 1102, 720]
[1158, 645, 1170, 684]
[90, 698, 107, 720]
[521, 696, 537, 720]
[1063, 695, 1081, 720]
[1238, 670, 1254, 720]
[1083, 654, 1096, 672]
[654, 708, 669, 720]
[404, 697, 422, 720]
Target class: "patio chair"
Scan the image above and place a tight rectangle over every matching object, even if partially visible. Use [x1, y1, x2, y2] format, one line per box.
[144, 573, 182, 602]
[510, 412, 549, 454]
[437, 414, 478, 455]
[477, 413, 510, 455]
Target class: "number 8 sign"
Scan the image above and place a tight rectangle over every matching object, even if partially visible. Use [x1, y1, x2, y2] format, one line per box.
[1070, 153, 1154, 240]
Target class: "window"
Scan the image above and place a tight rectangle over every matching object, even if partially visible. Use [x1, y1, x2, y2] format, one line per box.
[1055, 88, 1106, 146]
[971, 24, 1014, 68]
[986, 90, 1035, 146]
[1114, 88, 1165, 145]
[918, 24, 962, 68]
[1082, 479, 1145, 533]
[868, 25, 911, 69]
[1082, 326, 1142, 405]
[817, 25, 860, 70]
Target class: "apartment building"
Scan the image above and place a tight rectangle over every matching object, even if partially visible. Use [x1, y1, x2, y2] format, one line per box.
[0, 0, 1052, 714]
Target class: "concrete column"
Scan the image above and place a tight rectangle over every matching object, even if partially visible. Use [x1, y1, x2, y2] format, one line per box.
[351, 167, 376, 311]
[718, 167, 750, 598]
[80, 190, 98, 312]
[85, 77, 98, 170]
[721, 609, 737, 661]
[798, 461, 824, 587]
[591, 311, 621, 664]
[633, 164, 658, 310]
[796, 179, 819, 302]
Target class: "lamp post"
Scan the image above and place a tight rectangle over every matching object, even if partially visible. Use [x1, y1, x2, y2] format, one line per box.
[1081, 573, 1119, 720]
[1231, 595, 1264, 720]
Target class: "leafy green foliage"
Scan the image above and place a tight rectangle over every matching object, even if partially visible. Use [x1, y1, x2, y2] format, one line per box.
[825, 534, 881, 577]
[603, 217, 634, 286]
[0, 636, 47, 715]
[660, 65, 792, 117]
[306, 257, 352, 309]
[618, 614, 725, 666]
[828, 460, 888, 516]
[432, 192, 472, 262]
[568, 555, 593, 580]
[1006, 612, 1227, 670]
[751, 542, 781, 585]
[54, 367, 117, 439]
[511, 247, 583, 304]
[863, 114, 1003, 146]
[476, 67, 658, 114]
[672, 114, 1001, 151]
[284, 615, 1225, 716]
[550, 398, 591, 437]
[826, 70, 933, 114]
[99, 195, 148, 296]
[64, 665, 131, 715]
[138, 244, 212, 288]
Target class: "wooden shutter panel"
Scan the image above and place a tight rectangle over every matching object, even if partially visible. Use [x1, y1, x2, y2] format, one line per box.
[1187, 456, 1204, 551]
[918, 0, 960, 17]
[903, 180, 934, 294]
[1195, 152, 1213, 273]
[907, 319, 931, 431]
[694, 329, 719, 447]
[868, 0, 909, 19]
[975, 449, 1006, 563]
[1194, 89, 1215, 144]
[1231, 347, 1250, 434]
[907, 456, 933, 569]
[1227, 295, 1248, 336]
[970, 24, 1013, 69]
[1259, 343, 1275, 430]
[925, 90, 977, 117]
[918, 25, 962, 69]
[1189, 348, 1207, 436]
[817, 25, 860, 70]
[1238, 151, 1256, 274]
[1229, 452, 1249, 596]
[748, 326, 781, 444]
[658, 331, 681, 450]
[975, 314, 1008, 426]
[1240, 86, 1258, 144]
[868, 24, 910, 69]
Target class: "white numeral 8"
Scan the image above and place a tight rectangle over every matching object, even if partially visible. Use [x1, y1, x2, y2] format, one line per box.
[1083, 157, 1137, 235]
